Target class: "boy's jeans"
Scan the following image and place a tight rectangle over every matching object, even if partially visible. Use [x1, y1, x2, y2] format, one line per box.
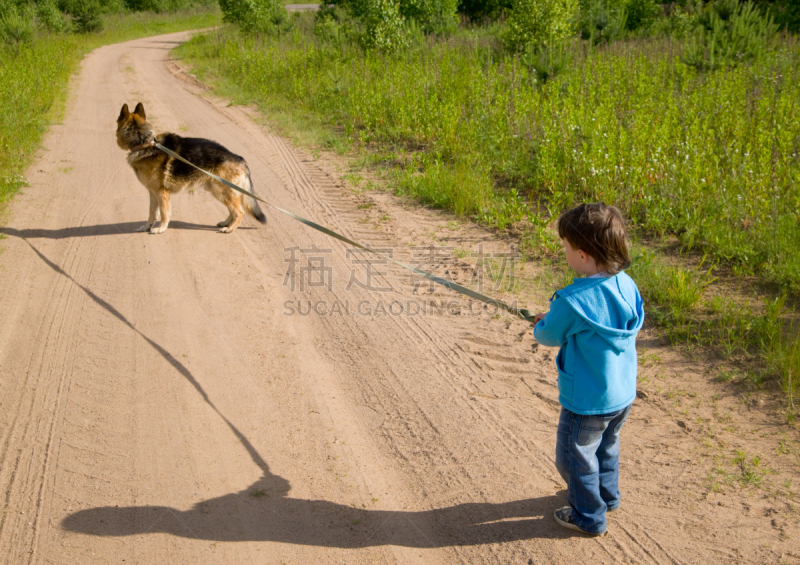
[555, 404, 632, 535]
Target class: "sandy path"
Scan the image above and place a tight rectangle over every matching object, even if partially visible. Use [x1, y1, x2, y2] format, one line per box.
[0, 31, 796, 564]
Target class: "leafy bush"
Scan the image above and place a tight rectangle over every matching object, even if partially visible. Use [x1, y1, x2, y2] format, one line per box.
[220, 0, 287, 33]
[623, 0, 657, 30]
[98, 0, 126, 13]
[520, 39, 572, 83]
[577, 0, 656, 40]
[457, 0, 511, 22]
[648, 4, 694, 38]
[577, 0, 626, 43]
[768, 0, 800, 33]
[503, 0, 579, 51]
[330, 0, 410, 50]
[0, 2, 34, 46]
[178, 23, 800, 292]
[400, 0, 458, 34]
[314, 6, 347, 42]
[142, 0, 216, 12]
[360, 0, 408, 50]
[335, 0, 457, 39]
[683, 0, 776, 70]
[124, 0, 193, 12]
[61, 0, 104, 32]
[36, 0, 68, 32]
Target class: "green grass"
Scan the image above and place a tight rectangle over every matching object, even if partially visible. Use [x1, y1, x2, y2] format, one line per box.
[176, 21, 800, 292]
[0, 7, 220, 212]
[175, 18, 800, 404]
[627, 248, 799, 403]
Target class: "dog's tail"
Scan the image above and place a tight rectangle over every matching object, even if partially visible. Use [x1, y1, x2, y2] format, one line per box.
[243, 165, 267, 224]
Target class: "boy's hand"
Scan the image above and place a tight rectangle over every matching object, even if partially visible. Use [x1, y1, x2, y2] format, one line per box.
[533, 312, 548, 325]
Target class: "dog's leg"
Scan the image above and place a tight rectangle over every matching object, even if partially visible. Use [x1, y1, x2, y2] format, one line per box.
[214, 176, 246, 233]
[150, 190, 171, 234]
[216, 212, 233, 228]
[219, 197, 244, 234]
[208, 179, 234, 229]
[138, 191, 159, 232]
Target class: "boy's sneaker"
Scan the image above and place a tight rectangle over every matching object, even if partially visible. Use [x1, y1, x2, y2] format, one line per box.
[553, 506, 606, 536]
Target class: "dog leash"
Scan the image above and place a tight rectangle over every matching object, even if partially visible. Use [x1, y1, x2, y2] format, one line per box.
[149, 140, 537, 322]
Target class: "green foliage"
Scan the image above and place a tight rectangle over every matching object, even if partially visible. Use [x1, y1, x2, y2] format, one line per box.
[577, 0, 625, 42]
[503, 0, 579, 51]
[0, 2, 34, 46]
[396, 153, 493, 217]
[683, 0, 777, 70]
[98, 0, 126, 13]
[125, 0, 209, 13]
[648, 4, 694, 38]
[577, 0, 672, 39]
[177, 20, 800, 396]
[760, 295, 800, 403]
[36, 0, 68, 32]
[332, 0, 457, 50]
[313, 6, 346, 42]
[359, 0, 409, 50]
[520, 39, 572, 82]
[627, 248, 714, 326]
[457, 0, 511, 22]
[400, 0, 459, 34]
[623, 0, 657, 31]
[65, 0, 104, 32]
[177, 25, 800, 294]
[768, 0, 800, 33]
[219, 0, 288, 33]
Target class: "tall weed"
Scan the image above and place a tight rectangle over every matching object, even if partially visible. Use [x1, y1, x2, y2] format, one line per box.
[502, 0, 578, 52]
[683, 0, 777, 70]
[0, 3, 34, 47]
[577, 0, 626, 44]
[177, 25, 800, 292]
[219, 0, 287, 34]
[176, 20, 800, 399]
[627, 247, 714, 326]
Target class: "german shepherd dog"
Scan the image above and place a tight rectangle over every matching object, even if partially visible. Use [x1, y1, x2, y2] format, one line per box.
[116, 102, 267, 234]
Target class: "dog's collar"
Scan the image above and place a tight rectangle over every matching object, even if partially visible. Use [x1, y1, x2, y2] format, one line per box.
[129, 139, 155, 152]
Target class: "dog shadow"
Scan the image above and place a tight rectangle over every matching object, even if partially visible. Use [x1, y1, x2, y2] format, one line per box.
[0, 221, 257, 240]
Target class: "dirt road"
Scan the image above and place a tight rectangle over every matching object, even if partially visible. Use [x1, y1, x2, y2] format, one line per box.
[0, 31, 797, 564]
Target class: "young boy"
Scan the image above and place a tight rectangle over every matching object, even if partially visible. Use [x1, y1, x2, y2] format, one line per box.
[533, 203, 644, 536]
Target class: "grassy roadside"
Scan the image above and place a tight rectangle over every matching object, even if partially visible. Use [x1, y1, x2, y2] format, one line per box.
[175, 19, 799, 413]
[0, 6, 220, 214]
[176, 21, 800, 290]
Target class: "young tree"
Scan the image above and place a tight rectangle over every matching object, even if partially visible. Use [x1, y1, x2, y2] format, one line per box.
[503, 0, 579, 52]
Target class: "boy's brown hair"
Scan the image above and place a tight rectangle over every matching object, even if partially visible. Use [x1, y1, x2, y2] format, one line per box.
[557, 203, 631, 275]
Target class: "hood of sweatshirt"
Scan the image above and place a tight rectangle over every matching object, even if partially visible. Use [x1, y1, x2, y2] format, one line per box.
[554, 272, 644, 354]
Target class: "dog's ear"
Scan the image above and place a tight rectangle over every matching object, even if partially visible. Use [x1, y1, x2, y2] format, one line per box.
[133, 102, 146, 121]
[118, 103, 130, 122]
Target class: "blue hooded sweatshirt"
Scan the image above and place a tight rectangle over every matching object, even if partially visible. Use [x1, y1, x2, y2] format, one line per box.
[533, 271, 644, 415]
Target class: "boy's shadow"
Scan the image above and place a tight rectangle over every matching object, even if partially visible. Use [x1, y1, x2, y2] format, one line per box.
[61, 475, 569, 547]
[15, 237, 571, 548]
